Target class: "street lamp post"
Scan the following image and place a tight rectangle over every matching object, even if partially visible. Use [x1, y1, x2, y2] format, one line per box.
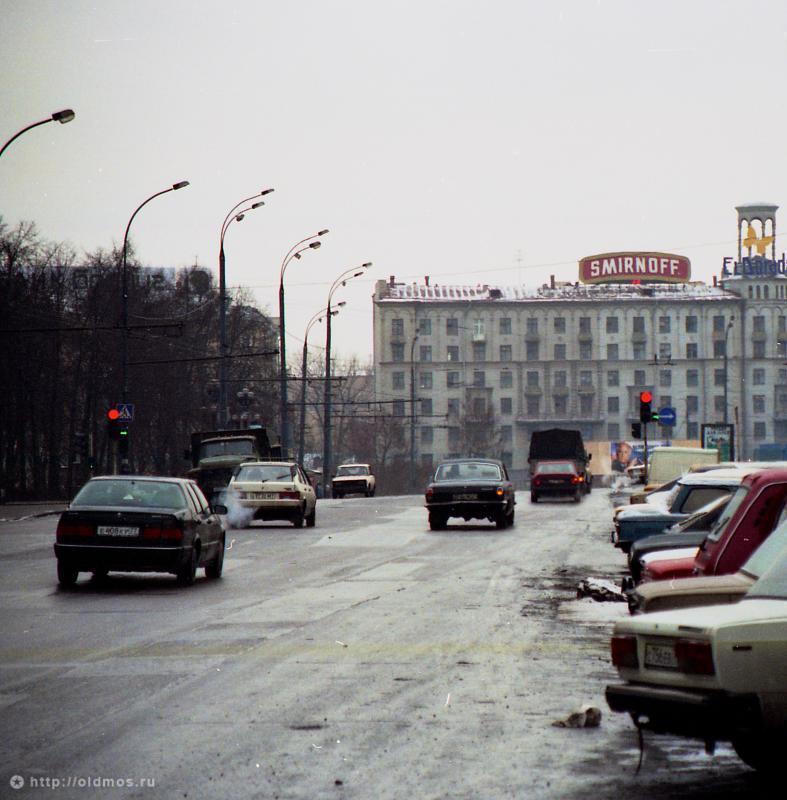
[323, 263, 372, 497]
[120, 180, 189, 472]
[298, 302, 345, 468]
[278, 230, 329, 457]
[723, 316, 735, 425]
[0, 109, 75, 158]
[409, 332, 420, 490]
[218, 189, 273, 426]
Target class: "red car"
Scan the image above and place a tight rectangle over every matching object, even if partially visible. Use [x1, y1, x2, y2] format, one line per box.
[530, 460, 586, 503]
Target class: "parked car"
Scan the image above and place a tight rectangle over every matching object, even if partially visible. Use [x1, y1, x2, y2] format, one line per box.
[628, 517, 787, 614]
[424, 458, 515, 530]
[228, 461, 316, 527]
[606, 551, 787, 772]
[54, 476, 226, 587]
[613, 468, 753, 553]
[530, 460, 586, 503]
[332, 463, 376, 498]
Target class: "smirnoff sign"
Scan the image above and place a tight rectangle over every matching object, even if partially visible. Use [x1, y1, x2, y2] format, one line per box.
[578, 252, 691, 284]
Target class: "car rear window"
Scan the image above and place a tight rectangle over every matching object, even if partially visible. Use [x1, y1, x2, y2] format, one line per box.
[236, 464, 294, 482]
[535, 462, 575, 475]
[435, 462, 502, 481]
[72, 479, 187, 509]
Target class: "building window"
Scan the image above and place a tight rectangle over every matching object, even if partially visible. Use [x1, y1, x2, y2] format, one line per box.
[579, 317, 591, 334]
[686, 342, 698, 359]
[554, 395, 568, 415]
[687, 421, 699, 439]
[447, 398, 460, 416]
[526, 318, 538, 334]
[420, 345, 432, 362]
[713, 315, 726, 333]
[500, 425, 513, 442]
[447, 371, 461, 388]
[608, 423, 620, 440]
[753, 316, 765, 333]
[579, 342, 592, 360]
[659, 342, 672, 360]
[660, 370, 671, 387]
[607, 396, 619, 413]
[447, 345, 459, 362]
[579, 370, 593, 386]
[421, 453, 433, 468]
[527, 370, 539, 387]
[607, 370, 619, 387]
[554, 317, 566, 333]
[633, 316, 645, 333]
[714, 396, 725, 413]
[526, 341, 539, 360]
[713, 340, 726, 358]
[634, 369, 646, 385]
[661, 395, 672, 409]
[391, 343, 405, 362]
[392, 318, 404, 337]
[473, 319, 485, 338]
[714, 369, 725, 387]
[753, 395, 766, 413]
[526, 396, 540, 416]
[421, 398, 432, 416]
[554, 370, 567, 387]
[754, 422, 767, 440]
[392, 371, 405, 390]
[753, 340, 766, 358]
[446, 318, 458, 336]
[448, 427, 460, 448]
[500, 370, 513, 388]
[753, 368, 765, 385]
[472, 397, 486, 416]
[687, 395, 698, 413]
[420, 371, 433, 389]
[419, 318, 432, 335]
[472, 342, 486, 361]
[499, 317, 512, 335]
[473, 371, 485, 387]
[500, 397, 513, 414]
[501, 451, 513, 467]
[633, 343, 646, 361]
[685, 316, 698, 333]
[554, 343, 566, 360]
[607, 343, 619, 361]
[393, 400, 405, 416]
[580, 395, 593, 415]
[606, 316, 619, 334]
[686, 369, 698, 387]
[500, 344, 512, 362]
[658, 316, 671, 333]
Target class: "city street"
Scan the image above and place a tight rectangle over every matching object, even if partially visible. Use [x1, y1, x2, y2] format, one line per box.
[0, 490, 767, 799]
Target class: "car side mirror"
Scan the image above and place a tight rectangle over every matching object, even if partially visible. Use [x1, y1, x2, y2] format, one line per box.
[212, 504, 228, 515]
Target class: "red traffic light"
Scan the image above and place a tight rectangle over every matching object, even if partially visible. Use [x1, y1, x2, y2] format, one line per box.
[639, 390, 652, 403]
[107, 408, 120, 420]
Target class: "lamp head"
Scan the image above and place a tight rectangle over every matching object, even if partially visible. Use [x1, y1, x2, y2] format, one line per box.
[52, 109, 75, 124]
[317, 229, 329, 236]
[309, 241, 321, 250]
[293, 252, 302, 260]
[362, 262, 372, 268]
[172, 181, 190, 190]
[260, 188, 275, 196]
[250, 201, 265, 209]
[235, 213, 245, 222]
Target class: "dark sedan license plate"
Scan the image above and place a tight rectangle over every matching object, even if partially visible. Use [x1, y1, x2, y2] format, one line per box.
[97, 525, 139, 537]
[454, 493, 479, 501]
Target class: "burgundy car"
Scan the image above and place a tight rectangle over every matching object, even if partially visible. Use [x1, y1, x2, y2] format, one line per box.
[530, 460, 586, 503]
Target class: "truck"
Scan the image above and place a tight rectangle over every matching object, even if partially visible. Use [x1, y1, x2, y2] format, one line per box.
[638, 446, 720, 494]
[528, 429, 592, 494]
[184, 427, 281, 503]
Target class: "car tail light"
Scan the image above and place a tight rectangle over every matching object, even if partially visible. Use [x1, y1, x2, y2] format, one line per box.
[496, 486, 504, 497]
[425, 488, 434, 501]
[532, 477, 542, 487]
[675, 640, 715, 675]
[143, 525, 183, 541]
[56, 520, 92, 540]
[279, 490, 300, 500]
[571, 475, 581, 484]
[611, 635, 639, 668]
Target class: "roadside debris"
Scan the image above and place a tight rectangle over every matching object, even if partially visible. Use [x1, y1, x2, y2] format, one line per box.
[576, 577, 627, 603]
[552, 705, 602, 728]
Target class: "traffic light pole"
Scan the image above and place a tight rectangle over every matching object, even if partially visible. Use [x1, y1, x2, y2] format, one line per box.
[642, 422, 649, 482]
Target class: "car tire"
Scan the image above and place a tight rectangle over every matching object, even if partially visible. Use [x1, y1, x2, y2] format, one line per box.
[495, 510, 508, 529]
[530, 492, 538, 503]
[205, 538, 224, 579]
[305, 506, 316, 527]
[292, 506, 305, 528]
[732, 732, 784, 772]
[506, 507, 515, 527]
[176, 547, 198, 586]
[57, 561, 78, 588]
[429, 512, 447, 531]
[370, 487, 376, 497]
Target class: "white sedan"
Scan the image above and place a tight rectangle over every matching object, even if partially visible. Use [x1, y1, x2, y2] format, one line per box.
[606, 552, 787, 772]
[228, 461, 316, 528]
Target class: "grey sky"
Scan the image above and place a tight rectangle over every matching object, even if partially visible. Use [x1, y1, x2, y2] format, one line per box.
[3, 0, 787, 363]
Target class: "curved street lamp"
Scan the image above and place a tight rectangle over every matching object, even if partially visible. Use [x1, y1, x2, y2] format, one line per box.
[298, 302, 345, 467]
[120, 179, 190, 472]
[323, 262, 372, 496]
[0, 109, 75, 159]
[217, 188, 273, 426]
[278, 229, 329, 455]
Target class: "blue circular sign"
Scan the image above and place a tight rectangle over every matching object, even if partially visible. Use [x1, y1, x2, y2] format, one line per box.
[659, 406, 677, 426]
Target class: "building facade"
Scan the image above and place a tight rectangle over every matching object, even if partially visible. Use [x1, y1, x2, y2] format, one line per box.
[373, 272, 787, 483]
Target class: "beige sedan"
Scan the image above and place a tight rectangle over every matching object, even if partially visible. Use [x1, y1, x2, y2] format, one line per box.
[228, 461, 316, 527]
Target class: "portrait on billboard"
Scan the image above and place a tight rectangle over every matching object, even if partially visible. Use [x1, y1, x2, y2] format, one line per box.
[610, 441, 644, 473]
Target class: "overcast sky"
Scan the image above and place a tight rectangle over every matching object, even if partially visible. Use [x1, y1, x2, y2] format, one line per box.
[3, 0, 787, 364]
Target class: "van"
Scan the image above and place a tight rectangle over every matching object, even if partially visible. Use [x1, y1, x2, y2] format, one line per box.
[639, 446, 719, 495]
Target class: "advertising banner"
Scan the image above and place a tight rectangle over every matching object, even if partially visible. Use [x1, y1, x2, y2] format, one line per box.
[579, 252, 690, 284]
[701, 424, 735, 461]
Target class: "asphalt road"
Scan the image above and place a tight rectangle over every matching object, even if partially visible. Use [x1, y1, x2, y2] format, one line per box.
[0, 490, 771, 799]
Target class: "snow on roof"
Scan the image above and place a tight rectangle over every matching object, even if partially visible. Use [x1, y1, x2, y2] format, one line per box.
[380, 281, 734, 303]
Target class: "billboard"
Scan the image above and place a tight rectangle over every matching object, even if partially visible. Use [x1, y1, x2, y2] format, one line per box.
[579, 252, 691, 284]
[702, 424, 735, 461]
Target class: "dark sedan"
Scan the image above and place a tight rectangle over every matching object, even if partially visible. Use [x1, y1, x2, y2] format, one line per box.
[530, 460, 585, 503]
[424, 458, 515, 530]
[54, 476, 226, 587]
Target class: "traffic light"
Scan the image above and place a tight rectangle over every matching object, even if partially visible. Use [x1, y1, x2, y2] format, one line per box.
[630, 422, 642, 439]
[107, 408, 121, 440]
[639, 390, 653, 424]
[118, 427, 130, 458]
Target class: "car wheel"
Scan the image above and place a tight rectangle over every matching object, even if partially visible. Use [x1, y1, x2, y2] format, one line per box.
[292, 505, 305, 528]
[370, 487, 376, 497]
[305, 506, 316, 527]
[495, 509, 508, 529]
[57, 561, 78, 588]
[506, 507, 515, 527]
[429, 512, 446, 531]
[176, 547, 198, 586]
[530, 492, 538, 503]
[732, 732, 785, 772]
[205, 538, 224, 579]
